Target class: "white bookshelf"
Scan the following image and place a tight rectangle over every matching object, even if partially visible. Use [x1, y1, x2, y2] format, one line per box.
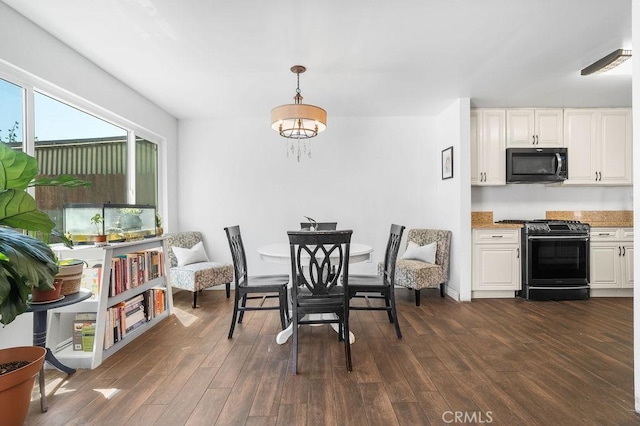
[49, 237, 172, 369]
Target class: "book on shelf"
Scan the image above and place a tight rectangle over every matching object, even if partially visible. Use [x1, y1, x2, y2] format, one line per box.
[82, 265, 102, 298]
[73, 313, 97, 351]
[81, 323, 96, 352]
[108, 249, 165, 297]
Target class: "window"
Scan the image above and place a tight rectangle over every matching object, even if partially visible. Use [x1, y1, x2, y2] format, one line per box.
[0, 78, 24, 150]
[0, 72, 162, 234]
[135, 136, 158, 207]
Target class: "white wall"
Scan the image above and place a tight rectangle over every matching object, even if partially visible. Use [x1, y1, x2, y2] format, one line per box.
[177, 116, 438, 276]
[0, 3, 178, 348]
[436, 99, 472, 301]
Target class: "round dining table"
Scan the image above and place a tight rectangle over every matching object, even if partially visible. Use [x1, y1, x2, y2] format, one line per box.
[256, 242, 373, 345]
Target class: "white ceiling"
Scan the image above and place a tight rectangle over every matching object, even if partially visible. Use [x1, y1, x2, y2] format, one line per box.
[2, 0, 632, 120]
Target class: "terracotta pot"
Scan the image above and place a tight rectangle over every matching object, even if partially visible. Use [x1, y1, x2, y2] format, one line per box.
[94, 235, 107, 243]
[31, 279, 63, 302]
[0, 346, 46, 425]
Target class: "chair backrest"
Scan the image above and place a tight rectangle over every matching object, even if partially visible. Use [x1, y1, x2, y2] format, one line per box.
[288, 230, 352, 296]
[406, 229, 452, 279]
[382, 224, 406, 284]
[224, 225, 248, 286]
[165, 231, 204, 268]
[300, 222, 338, 231]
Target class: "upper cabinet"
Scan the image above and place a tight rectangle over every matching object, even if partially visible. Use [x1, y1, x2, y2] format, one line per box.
[564, 108, 632, 186]
[506, 109, 564, 148]
[471, 109, 506, 186]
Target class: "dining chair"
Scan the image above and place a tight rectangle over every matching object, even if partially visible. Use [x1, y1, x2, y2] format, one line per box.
[300, 222, 338, 231]
[224, 225, 290, 339]
[288, 229, 353, 374]
[348, 224, 405, 338]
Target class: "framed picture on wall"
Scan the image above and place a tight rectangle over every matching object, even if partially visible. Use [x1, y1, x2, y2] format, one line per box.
[442, 146, 453, 180]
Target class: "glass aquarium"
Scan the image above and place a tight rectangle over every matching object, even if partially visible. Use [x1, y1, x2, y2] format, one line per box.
[63, 203, 156, 244]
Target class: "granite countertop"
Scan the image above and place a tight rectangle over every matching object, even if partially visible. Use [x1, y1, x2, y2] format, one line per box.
[471, 210, 633, 229]
[546, 210, 633, 228]
[471, 211, 523, 229]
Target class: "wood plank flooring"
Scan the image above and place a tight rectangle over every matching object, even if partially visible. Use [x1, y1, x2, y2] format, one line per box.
[25, 289, 639, 425]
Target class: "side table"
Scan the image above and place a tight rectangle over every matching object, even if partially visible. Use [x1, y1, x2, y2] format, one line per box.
[26, 289, 92, 412]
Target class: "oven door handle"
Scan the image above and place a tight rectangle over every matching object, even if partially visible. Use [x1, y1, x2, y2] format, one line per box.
[527, 235, 589, 241]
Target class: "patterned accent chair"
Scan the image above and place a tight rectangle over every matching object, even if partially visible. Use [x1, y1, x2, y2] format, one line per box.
[380, 229, 452, 306]
[165, 232, 234, 308]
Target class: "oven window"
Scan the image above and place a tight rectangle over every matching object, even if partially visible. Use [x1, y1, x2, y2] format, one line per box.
[512, 155, 556, 175]
[529, 239, 588, 280]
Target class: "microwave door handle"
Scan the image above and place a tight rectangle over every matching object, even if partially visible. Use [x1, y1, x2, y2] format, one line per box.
[556, 153, 563, 177]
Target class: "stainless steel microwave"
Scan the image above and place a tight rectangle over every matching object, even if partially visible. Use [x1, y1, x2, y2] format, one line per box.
[506, 147, 568, 183]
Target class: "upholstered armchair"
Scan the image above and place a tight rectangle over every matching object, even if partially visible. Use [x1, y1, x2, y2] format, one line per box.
[165, 231, 234, 308]
[380, 229, 452, 306]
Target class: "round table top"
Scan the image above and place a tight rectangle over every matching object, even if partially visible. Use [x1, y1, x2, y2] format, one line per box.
[257, 242, 373, 265]
[26, 289, 92, 312]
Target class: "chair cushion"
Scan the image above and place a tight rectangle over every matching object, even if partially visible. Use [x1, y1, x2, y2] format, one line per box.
[400, 241, 436, 264]
[169, 262, 233, 292]
[393, 259, 443, 290]
[172, 241, 209, 266]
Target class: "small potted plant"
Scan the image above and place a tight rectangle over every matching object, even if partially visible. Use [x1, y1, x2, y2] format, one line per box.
[91, 213, 107, 246]
[155, 212, 163, 236]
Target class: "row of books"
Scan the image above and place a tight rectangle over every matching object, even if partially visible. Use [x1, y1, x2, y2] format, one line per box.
[103, 288, 166, 350]
[108, 249, 165, 296]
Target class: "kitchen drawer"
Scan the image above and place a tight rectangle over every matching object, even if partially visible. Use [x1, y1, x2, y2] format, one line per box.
[591, 227, 633, 241]
[473, 229, 520, 244]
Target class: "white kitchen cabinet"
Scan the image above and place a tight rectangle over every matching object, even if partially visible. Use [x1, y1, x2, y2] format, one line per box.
[471, 109, 506, 186]
[472, 229, 521, 296]
[590, 228, 633, 289]
[564, 109, 632, 186]
[506, 109, 563, 147]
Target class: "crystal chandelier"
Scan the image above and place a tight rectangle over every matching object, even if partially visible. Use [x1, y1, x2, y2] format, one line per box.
[271, 65, 327, 161]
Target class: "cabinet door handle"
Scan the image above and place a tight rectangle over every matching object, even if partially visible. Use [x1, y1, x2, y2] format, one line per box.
[599, 172, 602, 181]
[517, 247, 520, 258]
[491, 235, 503, 238]
[623, 246, 626, 256]
[532, 135, 536, 145]
[619, 246, 622, 256]
[595, 172, 598, 181]
[535, 135, 539, 145]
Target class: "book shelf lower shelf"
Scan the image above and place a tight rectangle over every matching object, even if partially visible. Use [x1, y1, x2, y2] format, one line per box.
[52, 310, 170, 369]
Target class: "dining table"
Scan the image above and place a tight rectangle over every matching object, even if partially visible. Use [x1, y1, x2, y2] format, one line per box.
[256, 242, 374, 345]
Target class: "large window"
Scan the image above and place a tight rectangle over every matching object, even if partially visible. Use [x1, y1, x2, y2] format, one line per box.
[0, 76, 160, 234]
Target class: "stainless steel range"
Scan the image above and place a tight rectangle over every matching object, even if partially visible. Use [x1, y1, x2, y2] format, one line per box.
[497, 219, 591, 300]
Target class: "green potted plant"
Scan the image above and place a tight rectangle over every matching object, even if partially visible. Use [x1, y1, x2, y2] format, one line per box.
[90, 213, 107, 245]
[0, 142, 89, 425]
[155, 212, 163, 236]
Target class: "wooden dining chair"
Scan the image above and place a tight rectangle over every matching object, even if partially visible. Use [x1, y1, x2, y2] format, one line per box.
[288, 230, 353, 374]
[348, 224, 405, 338]
[224, 225, 290, 339]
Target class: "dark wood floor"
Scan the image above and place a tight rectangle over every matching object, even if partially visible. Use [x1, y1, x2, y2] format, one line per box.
[25, 289, 638, 425]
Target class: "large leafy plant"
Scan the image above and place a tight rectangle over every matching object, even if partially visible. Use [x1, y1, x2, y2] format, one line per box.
[0, 143, 89, 325]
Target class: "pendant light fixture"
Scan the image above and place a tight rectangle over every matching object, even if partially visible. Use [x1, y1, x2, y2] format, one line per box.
[271, 65, 326, 161]
[581, 49, 632, 75]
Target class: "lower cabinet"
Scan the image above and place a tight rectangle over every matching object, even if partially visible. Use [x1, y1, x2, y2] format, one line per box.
[472, 229, 521, 297]
[590, 228, 634, 290]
